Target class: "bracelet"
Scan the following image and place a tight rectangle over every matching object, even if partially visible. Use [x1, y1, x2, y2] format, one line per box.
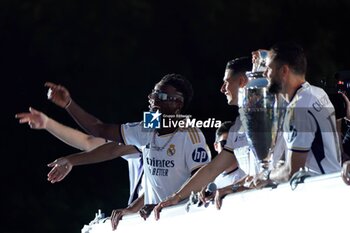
[231, 183, 240, 193]
[263, 169, 271, 181]
[175, 192, 183, 201]
[65, 99, 72, 109]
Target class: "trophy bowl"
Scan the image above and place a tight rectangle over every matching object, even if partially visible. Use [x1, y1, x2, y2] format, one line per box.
[240, 63, 278, 170]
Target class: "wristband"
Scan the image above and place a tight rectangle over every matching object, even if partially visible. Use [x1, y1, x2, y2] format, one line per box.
[65, 99, 72, 109]
[231, 183, 240, 193]
[263, 169, 271, 181]
[175, 192, 183, 202]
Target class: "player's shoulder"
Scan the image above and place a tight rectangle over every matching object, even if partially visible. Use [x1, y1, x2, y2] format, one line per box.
[179, 127, 205, 145]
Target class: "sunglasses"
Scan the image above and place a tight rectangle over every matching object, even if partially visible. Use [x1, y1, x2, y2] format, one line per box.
[149, 90, 184, 102]
[217, 139, 227, 147]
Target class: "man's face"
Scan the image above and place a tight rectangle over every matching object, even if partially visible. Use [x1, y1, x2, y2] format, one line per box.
[214, 132, 228, 153]
[148, 83, 184, 114]
[220, 69, 242, 105]
[265, 53, 282, 94]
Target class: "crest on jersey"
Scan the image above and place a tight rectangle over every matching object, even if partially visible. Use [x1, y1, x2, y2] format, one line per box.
[288, 125, 298, 143]
[167, 144, 176, 156]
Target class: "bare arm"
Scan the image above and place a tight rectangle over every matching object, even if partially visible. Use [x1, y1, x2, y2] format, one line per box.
[47, 142, 138, 183]
[175, 150, 238, 199]
[16, 107, 105, 151]
[65, 142, 137, 166]
[269, 150, 308, 183]
[154, 150, 238, 220]
[45, 82, 122, 142]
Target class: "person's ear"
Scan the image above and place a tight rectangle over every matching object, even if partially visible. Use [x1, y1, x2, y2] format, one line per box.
[176, 101, 184, 112]
[281, 64, 289, 77]
[213, 142, 219, 152]
[239, 75, 249, 88]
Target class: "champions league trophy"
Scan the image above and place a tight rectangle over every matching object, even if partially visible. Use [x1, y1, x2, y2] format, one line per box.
[239, 50, 278, 171]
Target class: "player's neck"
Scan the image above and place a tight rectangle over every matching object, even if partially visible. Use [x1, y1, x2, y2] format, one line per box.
[157, 127, 177, 136]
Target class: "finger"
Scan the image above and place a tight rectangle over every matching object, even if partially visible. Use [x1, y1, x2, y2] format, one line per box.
[47, 167, 59, 179]
[50, 172, 62, 183]
[110, 210, 122, 230]
[215, 196, 222, 210]
[29, 107, 40, 114]
[112, 213, 122, 230]
[198, 192, 205, 203]
[15, 112, 28, 119]
[340, 92, 349, 102]
[49, 168, 59, 179]
[110, 211, 116, 229]
[45, 82, 57, 88]
[16, 113, 31, 120]
[204, 193, 215, 202]
[111, 214, 117, 230]
[47, 161, 58, 167]
[18, 117, 30, 124]
[55, 172, 66, 182]
[154, 205, 161, 220]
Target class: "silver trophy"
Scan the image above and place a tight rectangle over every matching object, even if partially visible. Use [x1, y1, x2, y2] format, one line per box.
[239, 50, 278, 170]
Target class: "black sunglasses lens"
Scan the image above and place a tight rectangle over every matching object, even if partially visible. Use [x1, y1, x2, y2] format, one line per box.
[219, 140, 227, 147]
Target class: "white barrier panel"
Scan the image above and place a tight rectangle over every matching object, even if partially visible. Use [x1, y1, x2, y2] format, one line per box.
[82, 172, 349, 233]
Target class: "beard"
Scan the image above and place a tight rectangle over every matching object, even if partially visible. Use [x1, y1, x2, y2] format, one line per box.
[268, 79, 282, 94]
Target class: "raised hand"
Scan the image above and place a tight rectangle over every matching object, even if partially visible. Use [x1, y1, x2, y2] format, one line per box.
[15, 107, 49, 129]
[47, 157, 73, 183]
[45, 82, 72, 108]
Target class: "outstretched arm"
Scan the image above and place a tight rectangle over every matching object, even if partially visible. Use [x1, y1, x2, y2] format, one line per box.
[16, 107, 105, 151]
[45, 82, 122, 142]
[47, 142, 138, 183]
[154, 150, 238, 220]
[253, 150, 308, 189]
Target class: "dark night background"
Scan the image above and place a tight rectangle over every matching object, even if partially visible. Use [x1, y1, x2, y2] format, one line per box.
[2, 1, 350, 233]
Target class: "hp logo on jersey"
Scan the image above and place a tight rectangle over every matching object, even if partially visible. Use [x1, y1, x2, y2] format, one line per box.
[143, 110, 162, 129]
[192, 147, 208, 162]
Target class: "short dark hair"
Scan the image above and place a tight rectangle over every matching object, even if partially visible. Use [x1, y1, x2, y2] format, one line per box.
[215, 121, 233, 142]
[226, 57, 252, 75]
[270, 41, 307, 75]
[158, 73, 194, 111]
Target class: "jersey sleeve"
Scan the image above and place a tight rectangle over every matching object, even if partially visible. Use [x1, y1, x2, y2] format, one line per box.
[120, 122, 151, 148]
[185, 128, 212, 172]
[224, 117, 247, 153]
[284, 107, 316, 152]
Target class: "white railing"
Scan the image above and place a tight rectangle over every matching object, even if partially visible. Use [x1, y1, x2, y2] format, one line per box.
[82, 172, 350, 233]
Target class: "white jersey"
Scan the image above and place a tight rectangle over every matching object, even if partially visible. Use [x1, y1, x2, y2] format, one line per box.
[214, 167, 246, 189]
[121, 152, 144, 204]
[224, 112, 259, 176]
[121, 122, 211, 204]
[282, 82, 341, 174]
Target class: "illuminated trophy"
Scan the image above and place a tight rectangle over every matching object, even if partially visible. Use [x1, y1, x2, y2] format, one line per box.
[239, 50, 278, 171]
